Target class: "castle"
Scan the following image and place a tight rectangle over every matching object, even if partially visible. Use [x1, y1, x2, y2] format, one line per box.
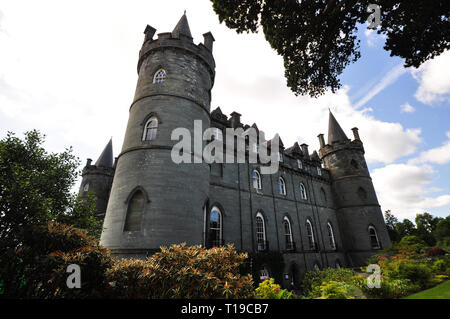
[78, 14, 391, 287]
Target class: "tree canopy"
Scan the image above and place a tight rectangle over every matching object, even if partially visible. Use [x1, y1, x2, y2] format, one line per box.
[0, 130, 101, 251]
[211, 0, 450, 97]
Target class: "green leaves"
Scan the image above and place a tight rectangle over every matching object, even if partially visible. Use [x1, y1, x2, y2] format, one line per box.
[210, 0, 450, 97]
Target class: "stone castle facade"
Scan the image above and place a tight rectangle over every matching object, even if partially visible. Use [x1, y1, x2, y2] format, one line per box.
[78, 14, 391, 287]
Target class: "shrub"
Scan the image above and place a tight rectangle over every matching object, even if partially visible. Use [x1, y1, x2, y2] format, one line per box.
[301, 268, 359, 298]
[254, 278, 297, 299]
[359, 276, 419, 299]
[107, 243, 255, 299]
[1, 221, 113, 298]
[397, 236, 429, 254]
[425, 246, 448, 257]
[319, 281, 360, 299]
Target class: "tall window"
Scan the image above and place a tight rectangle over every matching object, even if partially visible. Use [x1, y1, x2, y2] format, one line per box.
[153, 68, 166, 83]
[320, 187, 327, 203]
[256, 212, 267, 251]
[124, 190, 145, 231]
[277, 151, 283, 162]
[283, 217, 294, 251]
[306, 219, 316, 250]
[317, 167, 322, 176]
[368, 226, 381, 249]
[143, 116, 158, 141]
[278, 177, 286, 195]
[327, 222, 336, 250]
[208, 206, 222, 247]
[299, 183, 307, 200]
[252, 170, 262, 190]
[211, 127, 223, 141]
[297, 160, 303, 169]
[83, 183, 89, 192]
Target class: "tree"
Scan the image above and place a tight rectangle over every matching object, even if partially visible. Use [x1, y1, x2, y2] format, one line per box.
[384, 210, 400, 242]
[0, 130, 101, 251]
[415, 212, 442, 246]
[396, 218, 416, 239]
[210, 0, 450, 97]
[434, 215, 450, 248]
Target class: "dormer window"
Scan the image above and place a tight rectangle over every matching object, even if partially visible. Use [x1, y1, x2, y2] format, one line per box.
[153, 69, 167, 84]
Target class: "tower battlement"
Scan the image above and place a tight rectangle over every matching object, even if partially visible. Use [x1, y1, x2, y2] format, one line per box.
[137, 14, 215, 81]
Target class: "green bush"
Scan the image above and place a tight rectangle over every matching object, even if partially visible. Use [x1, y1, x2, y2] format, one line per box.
[319, 280, 360, 299]
[0, 222, 113, 298]
[359, 276, 419, 299]
[301, 268, 360, 298]
[106, 243, 255, 299]
[254, 278, 297, 299]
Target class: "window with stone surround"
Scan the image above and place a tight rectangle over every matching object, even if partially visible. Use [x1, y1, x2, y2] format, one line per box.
[153, 68, 166, 83]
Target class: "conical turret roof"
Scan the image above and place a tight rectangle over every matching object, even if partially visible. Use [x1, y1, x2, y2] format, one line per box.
[95, 138, 113, 168]
[172, 12, 192, 38]
[328, 110, 348, 144]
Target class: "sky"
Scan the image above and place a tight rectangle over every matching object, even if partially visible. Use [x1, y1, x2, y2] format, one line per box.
[0, 0, 449, 222]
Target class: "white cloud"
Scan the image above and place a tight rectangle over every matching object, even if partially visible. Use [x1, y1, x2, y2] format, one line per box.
[411, 131, 450, 165]
[400, 102, 415, 113]
[372, 163, 450, 219]
[411, 50, 450, 105]
[364, 28, 386, 48]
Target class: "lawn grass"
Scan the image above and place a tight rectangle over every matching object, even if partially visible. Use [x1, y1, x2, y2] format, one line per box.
[403, 280, 450, 299]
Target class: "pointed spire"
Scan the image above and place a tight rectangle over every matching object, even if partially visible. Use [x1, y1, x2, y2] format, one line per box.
[172, 12, 192, 39]
[328, 110, 348, 144]
[95, 138, 113, 168]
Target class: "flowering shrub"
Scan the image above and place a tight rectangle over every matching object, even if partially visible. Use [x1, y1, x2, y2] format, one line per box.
[425, 246, 448, 257]
[254, 278, 297, 299]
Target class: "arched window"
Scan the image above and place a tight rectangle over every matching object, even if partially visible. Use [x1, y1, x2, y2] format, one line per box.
[327, 222, 336, 250]
[306, 219, 316, 250]
[153, 68, 166, 83]
[368, 225, 381, 249]
[299, 183, 307, 200]
[252, 170, 262, 190]
[124, 190, 145, 231]
[297, 160, 303, 169]
[143, 116, 158, 141]
[283, 217, 294, 251]
[208, 206, 222, 247]
[256, 212, 267, 251]
[278, 177, 286, 195]
[83, 183, 89, 192]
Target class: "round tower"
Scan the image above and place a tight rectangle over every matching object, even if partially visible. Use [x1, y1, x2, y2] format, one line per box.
[100, 14, 216, 258]
[318, 111, 391, 266]
[78, 139, 115, 220]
